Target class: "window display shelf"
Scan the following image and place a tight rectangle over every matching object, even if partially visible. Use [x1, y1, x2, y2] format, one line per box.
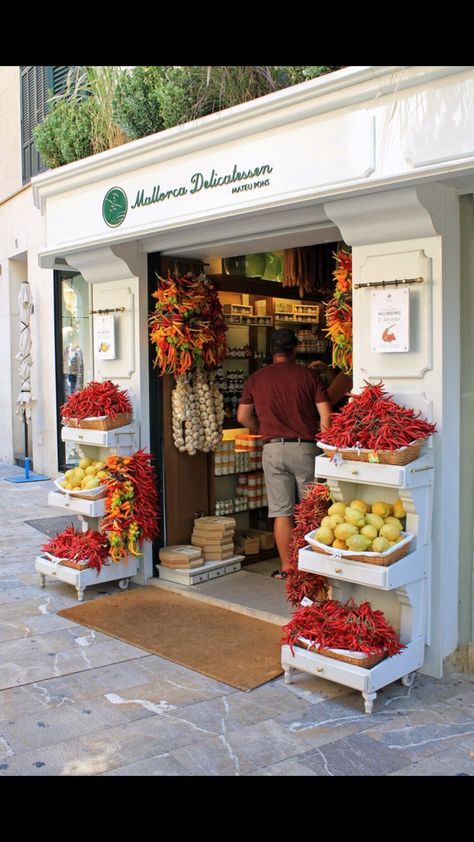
[282, 453, 433, 713]
[37, 421, 140, 600]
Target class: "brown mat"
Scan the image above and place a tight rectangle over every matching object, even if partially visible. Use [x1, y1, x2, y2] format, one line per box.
[58, 586, 283, 691]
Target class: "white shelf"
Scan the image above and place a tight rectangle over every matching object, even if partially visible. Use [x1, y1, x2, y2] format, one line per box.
[282, 638, 425, 711]
[48, 491, 106, 518]
[38, 421, 142, 599]
[298, 544, 427, 590]
[315, 452, 434, 488]
[61, 423, 138, 449]
[35, 555, 139, 601]
[156, 555, 243, 585]
[283, 451, 433, 712]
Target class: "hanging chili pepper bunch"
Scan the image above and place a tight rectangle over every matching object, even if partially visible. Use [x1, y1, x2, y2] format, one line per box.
[41, 525, 110, 574]
[283, 597, 404, 658]
[286, 483, 331, 606]
[101, 450, 160, 562]
[149, 272, 227, 376]
[318, 380, 437, 451]
[60, 380, 132, 423]
[324, 249, 353, 374]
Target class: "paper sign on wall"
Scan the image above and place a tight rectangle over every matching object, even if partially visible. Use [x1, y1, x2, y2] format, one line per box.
[94, 314, 116, 360]
[371, 288, 409, 353]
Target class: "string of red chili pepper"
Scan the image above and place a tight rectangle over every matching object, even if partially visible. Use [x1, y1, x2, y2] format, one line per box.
[60, 380, 132, 423]
[319, 381, 437, 451]
[41, 525, 110, 574]
[285, 483, 331, 606]
[101, 450, 159, 562]
[282, 598, 404, 657]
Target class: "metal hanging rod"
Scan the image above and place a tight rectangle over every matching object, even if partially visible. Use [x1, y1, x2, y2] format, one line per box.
[354, 276, 424, 290]
[89, 306, 126, 315]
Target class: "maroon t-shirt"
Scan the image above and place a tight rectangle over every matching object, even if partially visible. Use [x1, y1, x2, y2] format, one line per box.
[239, 362, 330, 440]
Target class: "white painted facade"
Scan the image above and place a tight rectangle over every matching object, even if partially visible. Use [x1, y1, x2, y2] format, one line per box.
[1, 65, 473, 675]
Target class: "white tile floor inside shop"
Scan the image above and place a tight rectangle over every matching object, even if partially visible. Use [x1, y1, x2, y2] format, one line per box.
[0, 460, 473, 777]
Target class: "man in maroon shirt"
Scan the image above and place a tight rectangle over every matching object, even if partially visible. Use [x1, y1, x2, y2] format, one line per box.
[237, 328, 331, 579]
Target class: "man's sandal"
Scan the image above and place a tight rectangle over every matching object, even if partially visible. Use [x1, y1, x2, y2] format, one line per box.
[271, 570, 289, 580]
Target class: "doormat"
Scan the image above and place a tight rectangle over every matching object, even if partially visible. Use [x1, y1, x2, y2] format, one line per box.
[24, 515, 82, 537]
[58, 586, 284, 691]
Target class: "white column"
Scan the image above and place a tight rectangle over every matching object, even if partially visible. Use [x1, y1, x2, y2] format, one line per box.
[325, 184, 460, 677]
[64, 244, 153, 584]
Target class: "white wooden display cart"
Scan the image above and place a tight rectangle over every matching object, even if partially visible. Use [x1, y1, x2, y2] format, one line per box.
[35, 422, 139, 601]
[281, 451, 434, 713]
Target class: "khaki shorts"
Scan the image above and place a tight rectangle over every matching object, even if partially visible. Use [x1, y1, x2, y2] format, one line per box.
[262, 441, 321, 518]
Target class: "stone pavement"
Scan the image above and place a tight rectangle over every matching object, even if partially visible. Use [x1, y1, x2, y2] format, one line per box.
[0, 460, 473, 776]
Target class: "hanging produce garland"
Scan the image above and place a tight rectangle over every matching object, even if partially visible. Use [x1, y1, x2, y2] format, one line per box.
[149, 272, 227, 376]
[324, 249, 353, 374]
[171, 370, 224, 455]
[101, 450, 160, 562]
[285, 483, 331, 606]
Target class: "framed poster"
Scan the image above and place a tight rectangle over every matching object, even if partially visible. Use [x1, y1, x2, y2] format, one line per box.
[371, 288, 409, 353]
[94, 314, 116, 360]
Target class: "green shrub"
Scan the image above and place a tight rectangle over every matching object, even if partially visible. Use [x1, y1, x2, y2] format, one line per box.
[34, 97, 95, 168]
[112, 66, 165, 138]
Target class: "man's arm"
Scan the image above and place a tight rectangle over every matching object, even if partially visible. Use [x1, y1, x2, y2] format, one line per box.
[237, 402, 259, 434]
[316, 400, 332, 433]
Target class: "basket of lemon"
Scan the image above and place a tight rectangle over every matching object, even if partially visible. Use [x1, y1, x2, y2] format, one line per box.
[305, 498, 414, 566]
[55, 457, 108, 500]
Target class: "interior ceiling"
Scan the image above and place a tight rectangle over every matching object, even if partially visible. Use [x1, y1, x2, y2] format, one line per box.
[140, 199, 340, 263]
[160, 224, 341, 263]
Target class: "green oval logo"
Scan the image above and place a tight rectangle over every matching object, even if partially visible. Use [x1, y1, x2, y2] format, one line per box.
[102, 187, 128, 228]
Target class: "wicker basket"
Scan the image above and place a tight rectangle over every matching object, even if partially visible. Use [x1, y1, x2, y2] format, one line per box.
[305, 530, 413, 567]
[295, 637, 385, 668]
[42, 552, 91, 571]
[317, 439, 424, 466]
[65, 412, 132, 431]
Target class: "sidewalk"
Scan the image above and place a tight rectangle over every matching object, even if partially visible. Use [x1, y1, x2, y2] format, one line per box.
[0, 460, 473, 776]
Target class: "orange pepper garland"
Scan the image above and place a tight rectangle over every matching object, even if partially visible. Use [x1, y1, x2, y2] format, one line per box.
[101, 451, 160, 562]
[324, 249, 353, 374]
[149, 272, 227, 376]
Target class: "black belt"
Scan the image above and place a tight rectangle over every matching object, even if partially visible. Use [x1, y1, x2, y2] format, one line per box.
[263, 438, 316, 444]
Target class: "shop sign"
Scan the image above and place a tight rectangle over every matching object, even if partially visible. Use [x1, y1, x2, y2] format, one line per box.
[101, 163, 274, 228]
[94, 314, 116, 359]
[371, 288, 409, 353]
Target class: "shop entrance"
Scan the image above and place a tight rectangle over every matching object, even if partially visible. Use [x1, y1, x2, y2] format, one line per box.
[148, 240, 345, 612]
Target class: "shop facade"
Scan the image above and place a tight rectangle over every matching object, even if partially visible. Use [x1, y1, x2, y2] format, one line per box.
[28, 65, 474, 677]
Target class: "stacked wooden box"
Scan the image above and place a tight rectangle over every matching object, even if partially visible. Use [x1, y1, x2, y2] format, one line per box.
[191, 516, 236, 561]
[159, 545, 203, 569]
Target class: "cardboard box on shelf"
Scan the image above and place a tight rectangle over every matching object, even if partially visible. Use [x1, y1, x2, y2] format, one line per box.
[246, 528, 275, 550]
[235, 534, 260, 555]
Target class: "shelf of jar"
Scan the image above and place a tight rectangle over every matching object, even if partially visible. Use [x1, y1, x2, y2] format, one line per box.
[298, 544, 427, 590]
[215, 469, 263, 477]
[281, 637, 425, 711]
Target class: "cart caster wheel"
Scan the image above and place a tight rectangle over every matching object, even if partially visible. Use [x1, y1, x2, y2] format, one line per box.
[117, 578, 130, 591]
[401, 671, 416, 687]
